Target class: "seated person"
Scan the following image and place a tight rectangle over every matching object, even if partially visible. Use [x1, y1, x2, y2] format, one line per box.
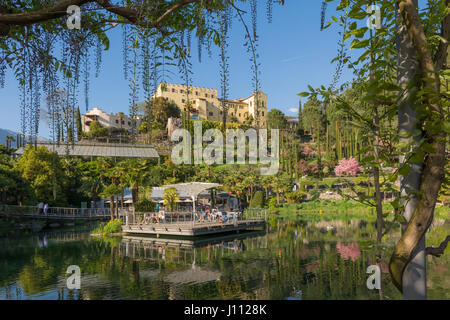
[158, 211, 165, 223]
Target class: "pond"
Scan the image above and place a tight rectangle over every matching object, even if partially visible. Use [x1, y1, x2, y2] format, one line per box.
[0, 218, 448, 300]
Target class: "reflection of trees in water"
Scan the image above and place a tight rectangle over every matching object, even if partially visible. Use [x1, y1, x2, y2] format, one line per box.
[0, 220, 448, 299]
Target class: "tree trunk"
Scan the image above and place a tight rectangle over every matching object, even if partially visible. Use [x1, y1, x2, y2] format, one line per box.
[110, 196, 114, 221]
[394, 0, 426, 300]
[115, 196, 119, 219]
[390, 0, 447, 299]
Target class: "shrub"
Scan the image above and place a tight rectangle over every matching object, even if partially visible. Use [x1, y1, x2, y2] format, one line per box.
[285, 191, 307, 203]
[250, 190, 265, 208]
[267, 197, 278, 208]
[92, 218, 122, 235]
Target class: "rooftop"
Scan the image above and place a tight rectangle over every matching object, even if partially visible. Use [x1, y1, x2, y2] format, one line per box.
[14, 142, 159, 159]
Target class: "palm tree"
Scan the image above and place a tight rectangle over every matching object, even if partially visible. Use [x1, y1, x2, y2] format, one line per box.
[100, 184, 122, 220]
[113, 161, 128, 212]
[163, 187, 179, 212]
[5, 136, 15, 149]
[78, 159, 111, 209]
[123, 159, 149, 206]
[261, 175, 274, 198]
[271, 173, 293, 205]
[80, 176, 103, 209]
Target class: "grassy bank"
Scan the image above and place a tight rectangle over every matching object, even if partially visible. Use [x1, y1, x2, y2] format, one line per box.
[268, 199, 450, 221]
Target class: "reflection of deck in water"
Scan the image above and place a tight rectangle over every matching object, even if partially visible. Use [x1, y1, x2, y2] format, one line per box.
[122, 230, 266, 249]
[118, 230, 266, 265]
[122, 219, 266, 236]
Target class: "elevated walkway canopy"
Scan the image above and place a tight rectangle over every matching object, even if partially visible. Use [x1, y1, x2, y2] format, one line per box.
[14, 142, 159, 159]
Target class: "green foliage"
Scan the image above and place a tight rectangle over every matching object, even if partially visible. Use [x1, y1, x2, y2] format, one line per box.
[266, 109, 288, 130]
[85, 120, 108, 138]
[249, 190, 265, 208]
[92, 219, 122, 235]
[76, 107, 83, 141]
[14, 145, 67, 206]
[163, 187, 179, 211]
[284, 190, 307, 203]
[100, 184, 122, 198]
[267, 197, 278, 208]
[135, 199, 156, 212]
[146, 97, 181, 130]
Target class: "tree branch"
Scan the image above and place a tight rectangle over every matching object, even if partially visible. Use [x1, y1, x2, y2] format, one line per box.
[0, 0, 91, 26]
[426, 235, 450, 257]
[0, 0, 201, 33]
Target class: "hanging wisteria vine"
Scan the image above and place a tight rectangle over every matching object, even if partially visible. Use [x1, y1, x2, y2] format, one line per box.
[0, 0, 289, 147]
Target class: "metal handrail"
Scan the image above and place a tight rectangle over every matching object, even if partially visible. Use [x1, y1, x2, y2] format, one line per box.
[0, 204, 111, 217]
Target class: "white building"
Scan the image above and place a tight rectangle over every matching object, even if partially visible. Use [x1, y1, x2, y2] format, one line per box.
[81, 107, 143, 133]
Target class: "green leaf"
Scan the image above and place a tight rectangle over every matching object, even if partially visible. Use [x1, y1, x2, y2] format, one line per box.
[421, 142, 435, 154]
[350, 39, 369, 50]
[398, 164, 410, 176]
[395, 213, 407, 224]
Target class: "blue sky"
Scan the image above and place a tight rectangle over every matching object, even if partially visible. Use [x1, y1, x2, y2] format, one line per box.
[0, 1, 355, 139]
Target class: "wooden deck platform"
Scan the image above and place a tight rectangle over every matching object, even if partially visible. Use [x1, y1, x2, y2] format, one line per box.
[122, 219, 266, 236]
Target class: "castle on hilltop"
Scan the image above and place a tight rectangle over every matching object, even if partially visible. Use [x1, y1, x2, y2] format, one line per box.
[152, 83, 268, 128]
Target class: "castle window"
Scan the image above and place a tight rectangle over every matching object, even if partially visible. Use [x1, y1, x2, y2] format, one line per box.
[172, 89, 176, 93]
[239, 113, 241, 117]
[128, 121, 131, 126]
[180, 89, 184, 93]
[205, 93, 208, 98]
[115, 120, 119, 124]
[182, 99, 185, 103]
[262, 111, 265, 116]
[211, 95, 214, 98]
[196, 91, 198, 95]
[209, 112, 213, 116]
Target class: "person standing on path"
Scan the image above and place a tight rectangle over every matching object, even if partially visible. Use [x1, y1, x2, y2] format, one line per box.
[43, 203, 49, 215]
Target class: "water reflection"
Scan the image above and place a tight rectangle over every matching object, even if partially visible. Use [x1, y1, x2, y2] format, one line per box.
[0, 219, 448, 300]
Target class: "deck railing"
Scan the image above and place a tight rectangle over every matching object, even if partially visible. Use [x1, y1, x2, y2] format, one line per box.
[127, 208, 267, 227]
[0, 204, 111, 218]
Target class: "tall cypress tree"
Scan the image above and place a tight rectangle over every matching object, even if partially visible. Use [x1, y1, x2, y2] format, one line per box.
[76, 107, 83, 141]
[298, 100, 304, 135]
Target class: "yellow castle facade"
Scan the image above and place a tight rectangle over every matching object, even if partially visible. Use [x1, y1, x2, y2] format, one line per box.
[152, 83, 268, 128]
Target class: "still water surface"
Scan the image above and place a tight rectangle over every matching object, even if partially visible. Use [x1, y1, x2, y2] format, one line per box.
[0, 218, 448, 300]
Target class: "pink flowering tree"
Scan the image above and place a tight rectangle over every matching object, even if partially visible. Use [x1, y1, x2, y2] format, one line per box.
[334, 157, 362, 176]
[302, 145, 316, 158]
